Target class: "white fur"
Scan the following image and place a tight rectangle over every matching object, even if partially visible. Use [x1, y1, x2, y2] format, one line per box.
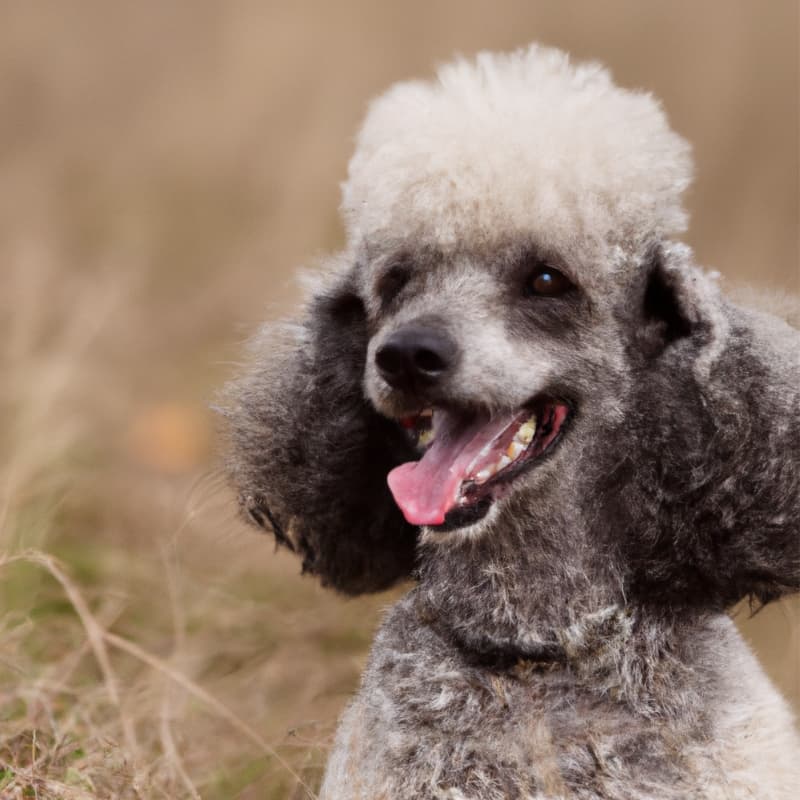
[342, 45, 693, 257]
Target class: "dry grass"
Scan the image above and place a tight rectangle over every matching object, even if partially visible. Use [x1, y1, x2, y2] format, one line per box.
[0, 256, 404, 798]
[0, 2, 797, 798]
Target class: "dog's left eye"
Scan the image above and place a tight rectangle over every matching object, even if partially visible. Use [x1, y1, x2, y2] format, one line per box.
[525, 265, 574, 297]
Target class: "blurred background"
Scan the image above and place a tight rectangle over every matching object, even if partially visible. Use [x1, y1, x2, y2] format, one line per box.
[0, 1, 797, 798]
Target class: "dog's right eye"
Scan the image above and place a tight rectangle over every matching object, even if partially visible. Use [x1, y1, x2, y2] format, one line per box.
[525, 265, 574, 298]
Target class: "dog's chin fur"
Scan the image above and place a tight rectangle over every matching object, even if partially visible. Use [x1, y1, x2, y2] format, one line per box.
[419, 500, 502, 545]
[222, 44, 800, 799]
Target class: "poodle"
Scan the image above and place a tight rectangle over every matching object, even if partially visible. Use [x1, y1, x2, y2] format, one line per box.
[222, 45, 800, 798]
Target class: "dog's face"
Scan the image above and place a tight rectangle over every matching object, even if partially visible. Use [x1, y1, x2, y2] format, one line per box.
[336, 45, 697, 546]
[359, 237, 634, 535]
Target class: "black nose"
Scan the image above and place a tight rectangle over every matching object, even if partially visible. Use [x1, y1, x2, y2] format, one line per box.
[375, 324, 458, 391]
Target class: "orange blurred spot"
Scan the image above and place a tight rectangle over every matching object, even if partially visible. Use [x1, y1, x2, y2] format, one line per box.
[125, 403, 211, 473]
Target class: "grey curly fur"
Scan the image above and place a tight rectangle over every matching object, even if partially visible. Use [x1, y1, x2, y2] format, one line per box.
[221, 45, 800, 798]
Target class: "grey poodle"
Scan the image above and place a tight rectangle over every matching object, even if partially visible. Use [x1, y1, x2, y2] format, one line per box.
[222, 45, 800, 798]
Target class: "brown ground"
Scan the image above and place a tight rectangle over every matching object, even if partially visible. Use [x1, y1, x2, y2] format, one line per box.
[0, 2, 797, 798]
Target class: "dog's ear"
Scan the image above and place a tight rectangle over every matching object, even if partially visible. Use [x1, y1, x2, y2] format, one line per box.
[611, 255, 800, 610]
[633, 245, 710, 358]
[223, 263, 419, 595]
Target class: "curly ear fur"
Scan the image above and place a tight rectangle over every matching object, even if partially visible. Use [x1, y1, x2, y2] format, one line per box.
[222, 263, 419, 595]
[605, 253, 800, 610]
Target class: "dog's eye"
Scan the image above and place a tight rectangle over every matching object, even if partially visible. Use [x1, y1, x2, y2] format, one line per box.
[377, 263, 412, 307]
[525, 265, 574, 297]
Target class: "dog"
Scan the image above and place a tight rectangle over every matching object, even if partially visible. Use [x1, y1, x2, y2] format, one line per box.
[222, 45, 800, 798]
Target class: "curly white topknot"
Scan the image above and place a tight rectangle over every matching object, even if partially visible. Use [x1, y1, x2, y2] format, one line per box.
[342, 44, 693, 254]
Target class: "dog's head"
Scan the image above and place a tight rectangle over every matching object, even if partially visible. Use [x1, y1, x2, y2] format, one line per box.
[344, 48, 687, 532]
[227, 46, 799, 608]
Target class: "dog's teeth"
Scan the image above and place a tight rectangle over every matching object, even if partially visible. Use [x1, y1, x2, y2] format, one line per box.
[418, 429, 435, 447]
[467, 414, 539, 484]
[506, 440, 526, 460]
[472, 445, 523, 484]
[515, 419, 537, 445]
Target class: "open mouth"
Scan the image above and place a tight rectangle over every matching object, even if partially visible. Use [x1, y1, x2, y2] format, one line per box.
[388, 397, 573, 530]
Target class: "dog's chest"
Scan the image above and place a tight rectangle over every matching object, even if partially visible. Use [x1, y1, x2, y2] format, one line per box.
[374, 660, 699, 798]
[322, 609, 800, 800]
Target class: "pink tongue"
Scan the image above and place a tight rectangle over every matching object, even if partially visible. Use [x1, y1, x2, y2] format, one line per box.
[387, 410, 519, 526]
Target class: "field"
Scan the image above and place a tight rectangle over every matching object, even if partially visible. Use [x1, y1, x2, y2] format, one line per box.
[0, 2, 797, 798]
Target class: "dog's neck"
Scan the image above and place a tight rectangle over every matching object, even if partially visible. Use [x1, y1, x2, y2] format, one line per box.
[416, 594, 634, 675]
[416, 503, 621, 655]
[415, 550, 719, 723]
[414, 520, 724, 717]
